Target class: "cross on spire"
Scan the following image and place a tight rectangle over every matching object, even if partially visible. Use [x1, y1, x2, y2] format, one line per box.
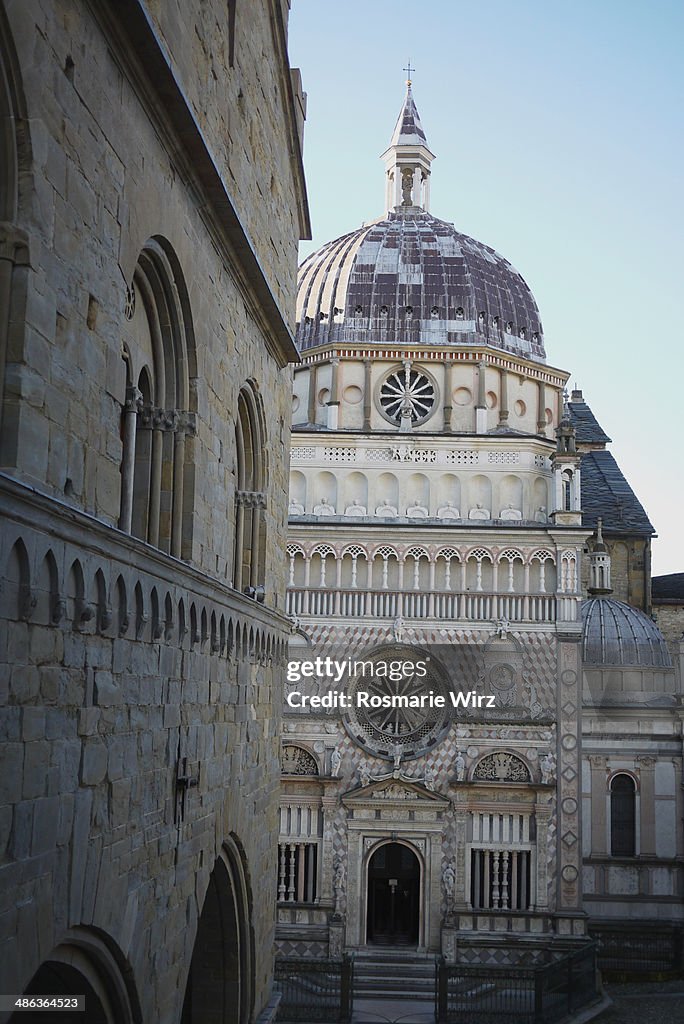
[403, 61, 414, 85]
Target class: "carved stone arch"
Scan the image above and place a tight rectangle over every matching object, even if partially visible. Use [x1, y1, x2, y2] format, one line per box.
[94, 567, 111, 634]
[529, 548, 555, 564]
[178, 596, 187, 646]
[200, 606, 208, 646]
[210, 609, 218, 652]
[464, 546, 493, 563]
[189, 602, 199, 647]
[219, 613, 226, 655]
[121, 238, 196, 558]
[233, 382, 268, 591]
[1, 535, 32, 621]
[134, 581, 145, 640]
[471, 750, 532, 783]
[181, 835, 255, 1024]
[66, 559, 93, 631]
[150, 586, 161, 640]
[116, 575, 128, 637]
[498, 548, 523, 563]
[164, 591, 174, 641]
[15, 926, 142, 1024]
[281, 744, 319, 776]
[35, 547, 62, 626]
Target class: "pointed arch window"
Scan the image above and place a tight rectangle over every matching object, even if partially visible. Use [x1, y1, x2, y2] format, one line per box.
[119, 239, 197, 559]
[610, 773, 636, 857]
[233, 385, 267, 596]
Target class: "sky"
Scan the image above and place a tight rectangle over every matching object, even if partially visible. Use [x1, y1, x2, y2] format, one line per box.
[287, 0, 684, 578]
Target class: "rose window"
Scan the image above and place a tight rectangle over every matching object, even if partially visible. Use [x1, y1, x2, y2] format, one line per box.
[378, 366, 437, 425]
[344, 647, 450, 760]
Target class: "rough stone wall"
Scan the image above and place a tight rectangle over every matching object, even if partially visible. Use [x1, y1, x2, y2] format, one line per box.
[652, 602, 684, 657]
[0, 0, 304, 1019]
[581, 537, 649, 611]
[143, 0, 304, 317]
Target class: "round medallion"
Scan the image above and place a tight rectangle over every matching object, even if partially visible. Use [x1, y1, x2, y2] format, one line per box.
[377, 366, 438, 426]
[561, 734, 577, 751]
[562, 797, 578, 815]
[561, 865, 578, 883]
[561, 669, 578, 686]
[344, 646, 450, 760]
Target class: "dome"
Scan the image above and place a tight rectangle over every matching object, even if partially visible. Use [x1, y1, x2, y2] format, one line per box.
[295, 86, 545, 362]
[581, 598, 672, 668]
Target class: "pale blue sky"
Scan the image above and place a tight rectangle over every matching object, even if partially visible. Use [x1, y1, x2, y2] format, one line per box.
[288, 0, 684, 578]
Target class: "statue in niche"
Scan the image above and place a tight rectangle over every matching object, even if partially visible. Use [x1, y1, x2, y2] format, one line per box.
[375, 499, 398, 517]
[535, 506, 548, 523]
[437, 500, 460, 519]
[539, 751, 555, 784]
[454, 750, 466, 782]
[500, 504, 522, 520]
[406, 499, 428, 518]
[468, 503, 490, 520]
[392, 615, 405, 643]
[359, 765, 371, 787]
[401, 167, 414, 206]
[333, 858, 345, 911]
[344, 498, 367, 516]
[443, 864, 455, 903]
[423, 764, 436, 791]
[330, 747, 342, 778]
[313, 496, 335, 516]
[288, 499, 304, 515]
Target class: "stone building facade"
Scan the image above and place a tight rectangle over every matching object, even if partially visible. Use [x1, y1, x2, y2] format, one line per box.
[0, 1, 308, 1022]
[276, 86, 683, 966]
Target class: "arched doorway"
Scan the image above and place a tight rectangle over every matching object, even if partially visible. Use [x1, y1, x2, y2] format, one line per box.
[8, 932, 139, 1024]
[181, 844, 253, 1024]
[366, 843, 420, 946]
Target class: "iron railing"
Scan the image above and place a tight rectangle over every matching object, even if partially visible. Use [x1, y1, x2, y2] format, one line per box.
[590, 925, 684, 977]
[275, 955, 354, 1022]
[435, 943, 598, 1024]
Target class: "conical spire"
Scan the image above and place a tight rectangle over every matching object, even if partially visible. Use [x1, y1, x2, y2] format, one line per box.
[380, 81, 435, 215]
[388, 84, 429, 149]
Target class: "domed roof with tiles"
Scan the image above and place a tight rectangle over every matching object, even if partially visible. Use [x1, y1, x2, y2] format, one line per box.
[296, 85, 545, 362]
[581, 598, 672, 668]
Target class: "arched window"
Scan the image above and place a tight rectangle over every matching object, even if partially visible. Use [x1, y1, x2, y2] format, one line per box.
[610, 774, 636, 856]
[233, 385, 267, 596]
[119, 239, 196, 559]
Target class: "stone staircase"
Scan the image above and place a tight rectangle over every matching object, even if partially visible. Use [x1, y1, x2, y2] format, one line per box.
[352, 948, 436, 1000]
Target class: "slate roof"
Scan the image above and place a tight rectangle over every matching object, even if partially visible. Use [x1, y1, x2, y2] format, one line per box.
[296, 211, 545, 359]
[580, 449, 654, 535]
[652, 573, 684, 601]
[568, 397, 611, 444]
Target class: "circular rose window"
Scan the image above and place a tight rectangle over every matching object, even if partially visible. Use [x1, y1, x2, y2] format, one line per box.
[343, 646, 450, 760]
[377, 366, 437, 426]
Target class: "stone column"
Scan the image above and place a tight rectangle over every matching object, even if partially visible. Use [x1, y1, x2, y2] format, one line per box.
[119, 385, 142, 533]
[638, 756, 657, 856]
[498, 368, 509, 426]
[475, 361, 487, 434]
[363, 359, 372, 429]
[443, 361, 454, 432]
[0, 224, 30, 457]
[537, 381, 546, 433]
[327, 357, 340, 429]
[589, 756, 607, 854]
[307, 363, 317, 424]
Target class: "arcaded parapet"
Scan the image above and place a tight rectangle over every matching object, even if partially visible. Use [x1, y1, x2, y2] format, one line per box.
[0, 1, 306, 1020]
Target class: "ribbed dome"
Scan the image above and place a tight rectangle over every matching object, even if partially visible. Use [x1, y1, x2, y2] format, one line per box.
[581, 598, 672, 668]
[295, 210, 545, 360]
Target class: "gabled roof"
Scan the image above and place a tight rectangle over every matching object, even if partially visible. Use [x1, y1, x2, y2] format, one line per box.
[580, 449, 655, 535]
[568, 394, 611, 444]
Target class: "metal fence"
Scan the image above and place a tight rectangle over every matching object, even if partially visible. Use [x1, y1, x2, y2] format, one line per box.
[590, 925, 684, 977]
[435, 943, 598, 1024]
[275, 955, 354, 1022]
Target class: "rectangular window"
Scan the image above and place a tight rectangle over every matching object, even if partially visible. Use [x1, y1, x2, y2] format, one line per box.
[470, 849, 531, 910]
[277, 842, 319, 903]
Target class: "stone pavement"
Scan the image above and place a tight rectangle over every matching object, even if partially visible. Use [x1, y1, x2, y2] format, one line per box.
[598, 980, 684, 1024]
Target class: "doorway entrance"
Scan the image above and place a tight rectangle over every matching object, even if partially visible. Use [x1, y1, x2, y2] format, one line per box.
[366, 842, 420, 946]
